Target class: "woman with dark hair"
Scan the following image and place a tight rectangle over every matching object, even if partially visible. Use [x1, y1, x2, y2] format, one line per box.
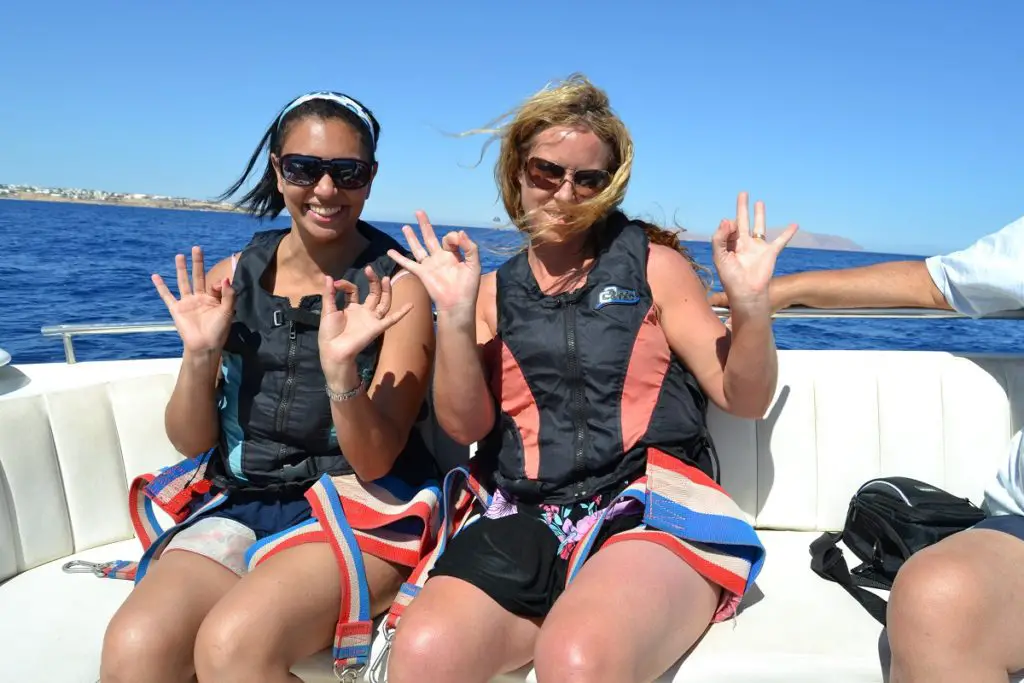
[100, 91, 439, 683]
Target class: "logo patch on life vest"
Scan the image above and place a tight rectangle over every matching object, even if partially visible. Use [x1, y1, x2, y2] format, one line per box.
[595, 285, 641, 309]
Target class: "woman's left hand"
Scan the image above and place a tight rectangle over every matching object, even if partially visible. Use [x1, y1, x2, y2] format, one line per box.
[318, 266, 412, 387]
[712, 192, 798, 313]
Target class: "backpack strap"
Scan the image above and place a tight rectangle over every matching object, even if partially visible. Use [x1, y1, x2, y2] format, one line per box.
[809, 531, 889, 625]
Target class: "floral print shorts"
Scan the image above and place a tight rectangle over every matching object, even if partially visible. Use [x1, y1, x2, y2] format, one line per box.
[483, 488, 642, 560]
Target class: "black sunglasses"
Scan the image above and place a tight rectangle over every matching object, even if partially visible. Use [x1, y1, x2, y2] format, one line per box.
[278, 154, 373, 190]
[525, 156, 612, 197]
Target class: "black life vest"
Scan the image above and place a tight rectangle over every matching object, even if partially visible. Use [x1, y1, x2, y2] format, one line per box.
[477, 214, 717, 505]
[207, 222, 437, 493]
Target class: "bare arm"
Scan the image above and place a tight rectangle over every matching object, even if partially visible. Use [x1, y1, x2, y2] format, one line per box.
[432, 272, 497, 446]
[163, 254, 236, 457]
[765, 217, 1024, 314]
[650, 244, 777, 419]
[165, 350, 222, 457]
[769, 260, 951, 311]
[385, 214, 497, 447]
[326, 273, 436, 481]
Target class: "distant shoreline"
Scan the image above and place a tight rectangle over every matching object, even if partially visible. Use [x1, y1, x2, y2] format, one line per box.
[0, 192, 241, 213]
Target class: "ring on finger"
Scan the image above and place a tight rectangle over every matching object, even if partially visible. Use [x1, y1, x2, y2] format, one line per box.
[753, 233, 766, 241]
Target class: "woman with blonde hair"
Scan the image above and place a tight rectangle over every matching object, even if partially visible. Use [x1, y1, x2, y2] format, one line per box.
[386, 74, 797, 682]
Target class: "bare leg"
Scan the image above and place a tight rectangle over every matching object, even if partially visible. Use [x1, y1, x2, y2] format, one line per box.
[193, 542, 404, 683]
[100, 550, 238, 683]
[388, 576, 541, 683]
[533, 537, 721, 683]
[887, 528, 1024, 683]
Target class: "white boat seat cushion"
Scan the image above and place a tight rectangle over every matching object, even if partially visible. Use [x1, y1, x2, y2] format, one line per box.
[1, 350, 1023, 682]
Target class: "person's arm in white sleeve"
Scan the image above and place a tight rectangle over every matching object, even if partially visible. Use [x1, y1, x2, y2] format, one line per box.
[711, 215, 1024, 315]
[924, 215, 1024, 317]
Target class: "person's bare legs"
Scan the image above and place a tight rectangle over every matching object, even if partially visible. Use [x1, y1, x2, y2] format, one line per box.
[100, 550, 238, 683]
[532, 537, 721, 683]
[193, 542, 405, 683]
[387, 576, 541, 683]
[887, 527, 1024, 683]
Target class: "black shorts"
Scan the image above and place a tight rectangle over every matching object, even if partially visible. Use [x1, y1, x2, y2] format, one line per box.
[430, 504, 643, 619]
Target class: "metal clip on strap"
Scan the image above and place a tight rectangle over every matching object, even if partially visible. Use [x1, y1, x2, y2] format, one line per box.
[334, 662, 366, 683]
[367, 627, 395, 683]
[61, 560, 110, 577]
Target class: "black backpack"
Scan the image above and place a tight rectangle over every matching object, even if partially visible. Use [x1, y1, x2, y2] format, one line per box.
[809, 476, 986, 625]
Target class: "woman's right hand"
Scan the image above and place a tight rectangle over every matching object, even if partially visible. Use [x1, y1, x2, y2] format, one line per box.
[152, 246, 236, 354]
[387, 210, 481, 320]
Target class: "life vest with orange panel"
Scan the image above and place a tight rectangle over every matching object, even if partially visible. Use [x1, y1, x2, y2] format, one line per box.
[477, 211, 720, 504]
[466, 212, 765, 620]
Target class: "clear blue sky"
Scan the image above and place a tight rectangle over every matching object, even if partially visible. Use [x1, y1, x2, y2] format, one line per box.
[1, 0, 1022, 255]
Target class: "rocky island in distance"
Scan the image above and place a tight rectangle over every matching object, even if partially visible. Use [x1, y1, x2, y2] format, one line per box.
[1, 184, 862, 251]
[675, 227, 862, 252]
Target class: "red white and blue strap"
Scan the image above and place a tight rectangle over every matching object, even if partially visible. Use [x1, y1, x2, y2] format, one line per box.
[129, 454, 211, 546]
[304, 474, 374, 679]
[641, 449, 765, 594]
[241, 472, 442, 679]
[564, 479, 647, 584]
[143, 454, 212, 521]
[134, 490, 230, 583]
[64, 454, 448, 679]
[383, 464, 491, 633]
[63, 453, 214, 582]
[333, 475, 442, 568]
[61, 558, 140, 581]
[564, 449, 766, 599]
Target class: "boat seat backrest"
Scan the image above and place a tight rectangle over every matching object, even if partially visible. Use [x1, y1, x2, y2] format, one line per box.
[2, 350, 1023, 584]
[0, 366, 181, 583]
[712, 351, 1024, 530]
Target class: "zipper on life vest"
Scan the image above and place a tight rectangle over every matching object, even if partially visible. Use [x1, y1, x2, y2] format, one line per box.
[274, 320, 299, 442]
[561, 296, 588, 498]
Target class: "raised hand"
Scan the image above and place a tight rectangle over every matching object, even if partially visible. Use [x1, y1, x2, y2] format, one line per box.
[152, 246, 235, 354]
[712, 192, 798, 313]
[386, 210, 481, 319]
[318, 266, 412, 385]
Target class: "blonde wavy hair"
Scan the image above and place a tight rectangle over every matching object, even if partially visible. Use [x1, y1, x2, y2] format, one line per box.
[465, 73, 709, 286]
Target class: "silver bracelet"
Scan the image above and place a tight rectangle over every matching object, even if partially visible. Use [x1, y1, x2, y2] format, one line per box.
[326, 381, 363, 403]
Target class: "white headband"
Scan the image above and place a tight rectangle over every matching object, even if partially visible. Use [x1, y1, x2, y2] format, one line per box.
[276, 91, 377, 149]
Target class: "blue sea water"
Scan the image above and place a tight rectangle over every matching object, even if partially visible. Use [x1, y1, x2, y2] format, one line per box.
[2, 199, 1022, 364]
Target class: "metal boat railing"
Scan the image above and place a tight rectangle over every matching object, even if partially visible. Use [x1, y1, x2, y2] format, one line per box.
[40, 321, 178, 364]
[34, 307, 1024, 364]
